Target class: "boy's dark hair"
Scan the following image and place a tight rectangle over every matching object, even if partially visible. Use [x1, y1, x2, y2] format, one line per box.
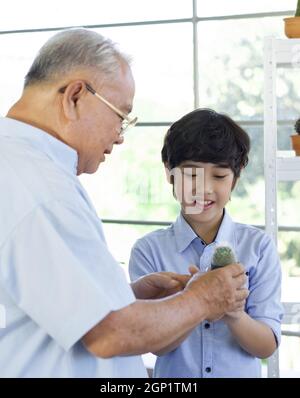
[161, 108, 250, 178]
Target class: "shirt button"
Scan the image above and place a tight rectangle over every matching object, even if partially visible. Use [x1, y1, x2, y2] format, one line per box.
[205, 367, 211, 373]
[204, 323, 210, 329]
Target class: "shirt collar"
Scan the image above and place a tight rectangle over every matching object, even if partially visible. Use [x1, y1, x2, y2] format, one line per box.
[173, 213, 198, 253]
[173, 209, 236, 253]
[214, 210, 236, 248]
[0, 117, 78, 175]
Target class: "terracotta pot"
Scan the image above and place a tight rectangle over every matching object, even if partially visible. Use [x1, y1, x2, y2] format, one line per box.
[284, 17, 300, 38]
[291, 134, 300, 155]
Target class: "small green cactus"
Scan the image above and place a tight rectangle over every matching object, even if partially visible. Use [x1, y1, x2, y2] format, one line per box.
[211, 245, 237, 270]
[294, 118, 300, 135]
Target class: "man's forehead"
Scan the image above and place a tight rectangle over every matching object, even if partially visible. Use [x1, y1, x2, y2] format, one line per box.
[102, 76, 134, 111]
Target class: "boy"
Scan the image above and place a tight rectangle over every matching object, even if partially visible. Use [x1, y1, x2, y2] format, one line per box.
[129, 109, 283, 378]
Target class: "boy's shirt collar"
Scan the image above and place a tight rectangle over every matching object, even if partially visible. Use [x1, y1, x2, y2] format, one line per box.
[173, 209, 236, 253]
[173, 213, 198, 253]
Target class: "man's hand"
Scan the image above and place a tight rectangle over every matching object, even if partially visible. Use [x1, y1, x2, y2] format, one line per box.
[185, 263, 249, 322]
[131, 272, 192, 300]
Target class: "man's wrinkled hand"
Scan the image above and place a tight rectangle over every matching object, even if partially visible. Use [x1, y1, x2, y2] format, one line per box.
[131, 271, 192, 300]
[185, 263, 249, 322]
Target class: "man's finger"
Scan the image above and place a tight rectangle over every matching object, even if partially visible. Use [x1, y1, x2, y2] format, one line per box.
[235, 289, 249, 301]
[233, 273, 247, 288]
[164, 272, 191, 286]
[157, 274, 181, 288]
[226, 263, 245, 277]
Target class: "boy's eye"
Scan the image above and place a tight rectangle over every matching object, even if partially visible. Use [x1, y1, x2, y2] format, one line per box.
[182, 171, 197, 177]
[182, 174, 196, 179]
[214, 175, 227, 179]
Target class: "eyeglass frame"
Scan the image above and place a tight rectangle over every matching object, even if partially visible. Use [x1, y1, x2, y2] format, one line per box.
[58, 82, 138, 136]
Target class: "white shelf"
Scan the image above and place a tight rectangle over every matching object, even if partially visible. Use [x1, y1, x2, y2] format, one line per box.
[264, 37, 300, 378]
[277, 156, 300, 181]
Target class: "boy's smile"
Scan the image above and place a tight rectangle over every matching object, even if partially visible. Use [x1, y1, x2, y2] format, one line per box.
[191, 199, 215, 211]
[173, 161, 236, 242]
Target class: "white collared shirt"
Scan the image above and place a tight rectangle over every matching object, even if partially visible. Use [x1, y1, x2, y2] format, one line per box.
[0, 117, 146, 378]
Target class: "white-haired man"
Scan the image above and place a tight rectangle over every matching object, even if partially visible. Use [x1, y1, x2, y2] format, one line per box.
[0, 29, 248, 377]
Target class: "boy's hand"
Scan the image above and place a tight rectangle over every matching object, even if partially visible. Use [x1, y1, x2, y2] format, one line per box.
[223, 309, 245, 322]
[131, 272, 192, 300]
[188, 264, 247, 322]
[188, 265, 201, 275]
[185, 263, 249, 321]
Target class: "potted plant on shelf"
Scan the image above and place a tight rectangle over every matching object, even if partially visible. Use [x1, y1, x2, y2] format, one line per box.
[284, 1, 300, 38]
[291, 118, 300, 155]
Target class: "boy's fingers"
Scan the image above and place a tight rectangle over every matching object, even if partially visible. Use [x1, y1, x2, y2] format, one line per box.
[188, 265, 199, 275]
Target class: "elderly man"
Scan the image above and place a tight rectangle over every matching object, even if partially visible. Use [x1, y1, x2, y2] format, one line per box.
[0, 29, 248, 377]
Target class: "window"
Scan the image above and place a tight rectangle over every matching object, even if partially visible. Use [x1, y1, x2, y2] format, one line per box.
[0, 0, 192, 30]
[197, 0, 295, 17]
[1, 0, 299, 376]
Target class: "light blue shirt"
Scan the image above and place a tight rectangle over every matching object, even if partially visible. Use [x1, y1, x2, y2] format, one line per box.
[129, 211, 283, 378]
[0, 117, 147, 378]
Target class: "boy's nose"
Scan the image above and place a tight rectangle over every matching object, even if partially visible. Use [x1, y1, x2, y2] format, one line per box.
[205, 187, 213, 194]
[204, 178, 213, 194]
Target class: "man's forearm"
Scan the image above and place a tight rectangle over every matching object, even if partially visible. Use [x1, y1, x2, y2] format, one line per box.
[153, 330, 193, 356]
[224, 312, 277, 358]
[83, 264, 248, 359]
[82, 290, 207, 358]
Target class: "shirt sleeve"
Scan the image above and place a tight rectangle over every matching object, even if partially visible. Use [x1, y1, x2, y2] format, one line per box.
[0, 200, 136, 351]
[129, 238, 157, 282]
[246, 234, 284, 346]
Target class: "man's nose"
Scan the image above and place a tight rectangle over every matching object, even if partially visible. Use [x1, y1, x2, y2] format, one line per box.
[115, 135, 124, 145]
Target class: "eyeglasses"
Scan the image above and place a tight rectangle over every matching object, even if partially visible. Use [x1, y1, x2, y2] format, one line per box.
[59, 82, 138, 136]
[85, 84, 138, 136]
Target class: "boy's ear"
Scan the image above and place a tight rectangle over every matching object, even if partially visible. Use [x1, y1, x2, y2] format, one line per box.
[164, 163, 173, 184]
[231, 176, 239, 191]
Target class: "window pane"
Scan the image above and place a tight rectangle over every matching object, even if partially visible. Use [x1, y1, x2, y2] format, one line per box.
[80, 126, 180, 221]
[0, 31, 55, 115]
[0, 0, 192, 31]
[276, 186, 299, 325]
[227, 125, 264, 225]
[197, 0, 295, 17]
[102, 223, 161, 274]
[278, 124, 295, 151]
[0, 24, 194, 122]
[277, 68, 300, 123]
[98, 24, 193, 121]
[278, 182, 300, 229]
[197, 17, 287, 121]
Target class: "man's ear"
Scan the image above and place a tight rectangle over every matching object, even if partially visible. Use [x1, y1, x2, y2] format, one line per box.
[61, 81, 86, 121]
